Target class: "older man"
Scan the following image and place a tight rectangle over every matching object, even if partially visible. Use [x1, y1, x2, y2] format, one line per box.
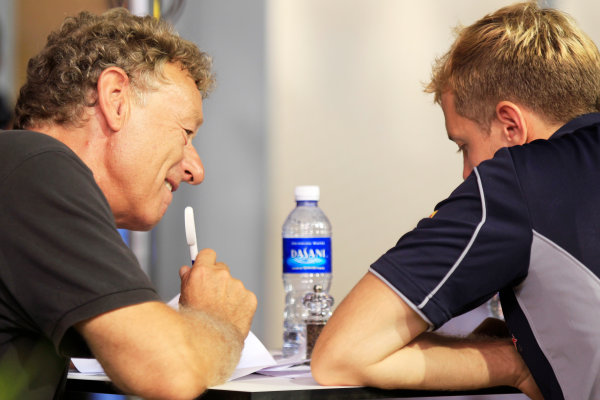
[0, 8, 256, 400]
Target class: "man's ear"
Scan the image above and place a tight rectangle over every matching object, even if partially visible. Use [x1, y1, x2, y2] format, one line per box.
[97, 67, 131, 132]
[495, 101, 528, 146]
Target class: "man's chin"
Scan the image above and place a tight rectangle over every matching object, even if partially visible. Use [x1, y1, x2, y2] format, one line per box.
[115, 213, 162, 232]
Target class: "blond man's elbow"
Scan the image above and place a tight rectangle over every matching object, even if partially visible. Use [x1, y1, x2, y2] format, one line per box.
[311, 340, 360, 386]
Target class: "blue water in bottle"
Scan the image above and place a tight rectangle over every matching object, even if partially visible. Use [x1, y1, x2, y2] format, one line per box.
[282, 186, 332, 358]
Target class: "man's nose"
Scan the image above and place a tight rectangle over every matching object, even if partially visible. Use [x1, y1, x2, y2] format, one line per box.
[182, 145, 204, 185]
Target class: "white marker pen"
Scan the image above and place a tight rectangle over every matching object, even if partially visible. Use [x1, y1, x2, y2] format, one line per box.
[184, 206, 198, 264]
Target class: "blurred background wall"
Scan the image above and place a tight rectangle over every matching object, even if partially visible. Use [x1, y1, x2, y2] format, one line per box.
[2, 1, 599, 362]
[0, 0, 14, 126]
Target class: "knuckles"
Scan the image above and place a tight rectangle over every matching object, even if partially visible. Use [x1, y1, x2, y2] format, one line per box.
[179, 254, 257, 331]
[246, 291, 258, 312]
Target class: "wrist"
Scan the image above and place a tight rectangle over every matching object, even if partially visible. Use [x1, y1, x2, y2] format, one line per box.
[483, 337, 528, 388]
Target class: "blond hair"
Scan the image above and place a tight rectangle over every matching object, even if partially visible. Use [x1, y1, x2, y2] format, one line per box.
[14, 8, 215, 129]
[426, 1, 600, 130]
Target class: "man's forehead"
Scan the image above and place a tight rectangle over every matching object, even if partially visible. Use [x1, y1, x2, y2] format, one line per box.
[161, 64, 204, 114]
[192, 106, 204, 127]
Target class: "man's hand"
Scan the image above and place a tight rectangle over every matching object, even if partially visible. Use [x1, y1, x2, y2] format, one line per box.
[513, 357, 543, 400]
[471, 318, 542, 400]
[178, 248, 257, 338]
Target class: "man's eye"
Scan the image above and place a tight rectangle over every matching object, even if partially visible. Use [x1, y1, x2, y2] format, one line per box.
[183, 129, 194, 144]
[456, 144, 467, 154]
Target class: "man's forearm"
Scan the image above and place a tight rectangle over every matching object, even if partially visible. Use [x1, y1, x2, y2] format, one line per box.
[79, 302, 247, 400]
[312, 274, 540, 398]
[360, 332, 524, 390]
[178, 306, 244, 387]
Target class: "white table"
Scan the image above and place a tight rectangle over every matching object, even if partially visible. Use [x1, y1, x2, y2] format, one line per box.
[66, 370, 520, 399]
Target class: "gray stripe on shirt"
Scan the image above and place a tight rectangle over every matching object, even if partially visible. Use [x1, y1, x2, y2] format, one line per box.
[515, 231, 600, 399]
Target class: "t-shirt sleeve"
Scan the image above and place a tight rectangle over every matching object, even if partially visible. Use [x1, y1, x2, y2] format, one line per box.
[0, 148, 161, 355]
[370, 150, 533, 329]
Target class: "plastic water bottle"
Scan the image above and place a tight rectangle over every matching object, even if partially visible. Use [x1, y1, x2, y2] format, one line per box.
[282, 186, 332, 358]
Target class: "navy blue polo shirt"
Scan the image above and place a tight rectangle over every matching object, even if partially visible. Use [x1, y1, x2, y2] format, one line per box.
[371, 113, 600, 400]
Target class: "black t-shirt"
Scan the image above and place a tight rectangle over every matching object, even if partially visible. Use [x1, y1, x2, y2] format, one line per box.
[0, 130, 160, 399]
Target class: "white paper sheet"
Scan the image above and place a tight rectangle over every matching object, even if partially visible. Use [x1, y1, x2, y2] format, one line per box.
[228, 331, 277, 380]
[256, 363, 312, 378]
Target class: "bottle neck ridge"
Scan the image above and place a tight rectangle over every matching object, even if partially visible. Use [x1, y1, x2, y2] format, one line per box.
[296, 200, 318, 206]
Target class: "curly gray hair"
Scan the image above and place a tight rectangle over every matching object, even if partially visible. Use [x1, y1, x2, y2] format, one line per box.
[14, 8, 215, 129]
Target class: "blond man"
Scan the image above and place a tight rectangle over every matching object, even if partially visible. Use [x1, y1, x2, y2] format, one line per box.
[312, 3, 600, 399]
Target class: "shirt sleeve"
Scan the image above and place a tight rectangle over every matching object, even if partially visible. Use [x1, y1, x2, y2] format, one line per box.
[370, 149, 533, 329]
[0, 147, 161, 356]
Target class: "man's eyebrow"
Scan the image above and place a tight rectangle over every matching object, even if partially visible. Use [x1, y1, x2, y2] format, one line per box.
[193, 110, 204, 127]
[447, 130, 464, 143]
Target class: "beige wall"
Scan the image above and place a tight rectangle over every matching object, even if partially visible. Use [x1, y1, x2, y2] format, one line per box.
[263, 0, 542, 348]
[14, 0, 106, 96]
[554, 0, 600, 40]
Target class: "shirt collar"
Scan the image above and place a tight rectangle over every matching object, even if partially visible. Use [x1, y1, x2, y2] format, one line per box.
[550, 113, 600, 139]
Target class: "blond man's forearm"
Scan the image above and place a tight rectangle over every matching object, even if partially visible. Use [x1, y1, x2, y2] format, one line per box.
[312, 273, 542, 399]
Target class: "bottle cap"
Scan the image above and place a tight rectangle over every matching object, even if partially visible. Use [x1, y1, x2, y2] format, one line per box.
[295, 185, 320, 201]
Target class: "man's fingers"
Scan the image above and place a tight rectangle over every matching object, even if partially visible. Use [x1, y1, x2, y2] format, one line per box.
[179, 265, 191, 279]
[195, 248, 217, 266]
[178, 248, 256, 336]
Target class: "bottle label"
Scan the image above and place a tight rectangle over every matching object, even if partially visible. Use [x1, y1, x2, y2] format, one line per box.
[283, 238, 331, 273]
